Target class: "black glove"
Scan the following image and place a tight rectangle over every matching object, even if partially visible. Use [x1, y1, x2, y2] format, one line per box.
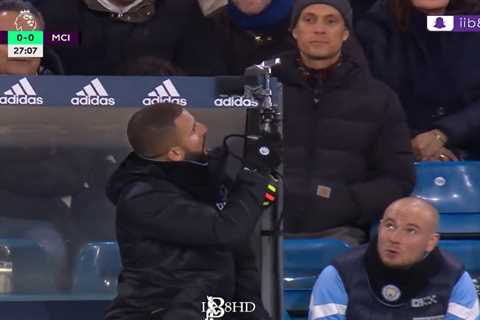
[207, 145, 241, 190]
[234, 169, 279, 208]
[244, 135, 282, 174]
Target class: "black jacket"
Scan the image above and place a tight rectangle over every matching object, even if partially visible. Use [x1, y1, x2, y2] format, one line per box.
[37, 0, 225, 75]
[357, 0, 480, 158]
[272, 52, 414, 233]
[104, 153, 272, 320]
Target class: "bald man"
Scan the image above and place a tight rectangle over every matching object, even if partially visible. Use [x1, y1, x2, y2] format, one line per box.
[105, 103, 275, 320]
[308, 197, 479, 320]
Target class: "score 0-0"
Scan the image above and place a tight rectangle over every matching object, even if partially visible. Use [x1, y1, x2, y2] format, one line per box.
[7, 30, 43, 58]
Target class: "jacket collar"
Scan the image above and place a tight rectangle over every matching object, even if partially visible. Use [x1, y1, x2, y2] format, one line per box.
[364, 237, 444, 306]
[272, 51, 362, 89]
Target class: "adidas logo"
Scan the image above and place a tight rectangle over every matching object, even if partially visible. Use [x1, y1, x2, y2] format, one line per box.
[142, 79, 187, 106]
[71, 78, 115, 106]
[214, 95, 259, 107]
[0, 77, 43, 105]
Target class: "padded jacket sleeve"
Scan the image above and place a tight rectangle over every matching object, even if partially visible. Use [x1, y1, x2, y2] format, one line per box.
[117, 169, 273, 247]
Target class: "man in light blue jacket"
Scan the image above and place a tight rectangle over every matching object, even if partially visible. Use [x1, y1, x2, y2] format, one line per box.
[309, 197, 479, 320]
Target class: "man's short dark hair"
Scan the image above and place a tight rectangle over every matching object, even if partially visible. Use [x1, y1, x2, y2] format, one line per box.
[127, 103, 184, 158]
[0, 0, 45, 29]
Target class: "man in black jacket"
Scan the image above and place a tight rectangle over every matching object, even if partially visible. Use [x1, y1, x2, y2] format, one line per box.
[272, 0, 415, 244]
[104, 103, 276, 320]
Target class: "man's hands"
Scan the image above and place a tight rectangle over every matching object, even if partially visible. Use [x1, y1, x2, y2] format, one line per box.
[235, 169, 279, 208]
[411, 129, 458, 161]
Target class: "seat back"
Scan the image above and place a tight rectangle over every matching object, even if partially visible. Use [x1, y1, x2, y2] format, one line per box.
[439, 240, 480, 275]
[412, 161, 480, 213]
[73, 242, 121, 296]
[412, 162, 480, 235]
[283, 238, 351, 320]
[0, 239, 56, 294]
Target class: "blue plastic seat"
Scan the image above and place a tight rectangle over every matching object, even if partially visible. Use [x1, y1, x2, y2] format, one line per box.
[282, 309, 293, 320]
[283, 238, 351, 289]
[412, 161, 480, 213]
[0, 239, 57, 295]
[73, 242, 121, 296]
[439, 240, 480, 275]
[283, 238, 351, 318]
[412, 161, 480, 234]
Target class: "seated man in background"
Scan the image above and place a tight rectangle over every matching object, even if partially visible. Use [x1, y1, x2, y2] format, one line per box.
[271, 0, 414, 244]
[105, 103, 276, 320]
[309, 197, 479, 320]
[212, 0, 368, 75]
[211, 0, 295, 75]
[37, 0, 225, 75]
[357, 0, 480, 160]
[0, 0, 50, 75]
[0, 1, 117, 293]
[0, 0, 83, 292]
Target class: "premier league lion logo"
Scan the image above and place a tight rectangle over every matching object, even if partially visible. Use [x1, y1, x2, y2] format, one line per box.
[14, 10, 37, 31]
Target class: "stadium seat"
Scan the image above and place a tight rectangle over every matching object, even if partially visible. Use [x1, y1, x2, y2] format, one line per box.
[283, 238, 351, 319]
[283, 309, 293, 320]
[439, 240, 480, 275]
[412, 161, 480, 235]
[72, 242, 121, 296]
[0, 238, 57, 295]
[412, 161, 480, 213]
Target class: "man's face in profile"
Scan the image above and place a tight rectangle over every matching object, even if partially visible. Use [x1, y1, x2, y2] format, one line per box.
[0, 10, 41, 75]
[377, 204, 438, 269]
[292, 4, 349, 64]
[172, 110, 208, 161]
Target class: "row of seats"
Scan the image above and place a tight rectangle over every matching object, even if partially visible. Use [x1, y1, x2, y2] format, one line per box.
[0, 240, 120, 297]
[0, 161, 479, 320]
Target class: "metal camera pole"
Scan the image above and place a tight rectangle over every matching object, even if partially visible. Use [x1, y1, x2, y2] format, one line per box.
[243, 59, 284, 320]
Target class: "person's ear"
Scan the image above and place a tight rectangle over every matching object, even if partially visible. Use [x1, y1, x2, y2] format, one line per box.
[426, 233, 440, 253]
[167, 146, 185, 161]
[292, 27, 298, 40]
[342, 29, 350, 42]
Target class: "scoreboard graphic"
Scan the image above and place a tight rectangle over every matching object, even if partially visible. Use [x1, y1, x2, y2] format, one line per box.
[0, 31, 80, 58]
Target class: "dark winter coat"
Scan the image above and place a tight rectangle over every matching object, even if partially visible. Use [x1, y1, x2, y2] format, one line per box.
[357, 0, 480, 158]
[271, 52, 415, 233]
[37, 0, 226, 75]
[104, 153, 271, 320]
